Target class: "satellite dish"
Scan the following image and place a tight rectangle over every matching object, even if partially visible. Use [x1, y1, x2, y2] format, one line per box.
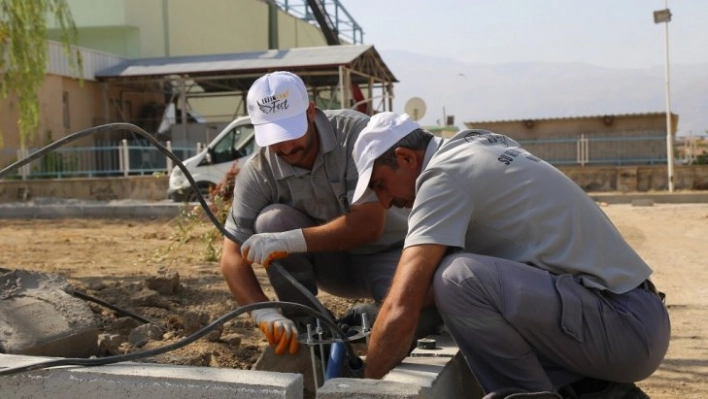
[404, 97, 427, 121]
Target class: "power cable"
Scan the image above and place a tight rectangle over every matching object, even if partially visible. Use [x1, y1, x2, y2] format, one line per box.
[72, 290, 162, 328]
[0, 301, 361, 377]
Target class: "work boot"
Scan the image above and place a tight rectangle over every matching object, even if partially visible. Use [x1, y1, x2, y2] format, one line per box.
[560, 378, 650, 399]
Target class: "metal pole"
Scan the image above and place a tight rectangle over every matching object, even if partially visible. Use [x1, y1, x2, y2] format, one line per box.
[166, 141, 173, 173]
[307, 323, 319, 392]
[663, 0, 675, 192]
[338, 66, 344, 109]
[121, 139, 129, 177]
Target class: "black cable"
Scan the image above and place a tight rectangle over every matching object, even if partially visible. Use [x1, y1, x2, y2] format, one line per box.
[0, 123, 357, 365]
[72, 290, 161, 328]
[0, 271, 161, 328]
[0, 301, 360, 377]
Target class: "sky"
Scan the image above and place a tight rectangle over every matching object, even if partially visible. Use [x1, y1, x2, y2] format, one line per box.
[343, 0, 708, 69]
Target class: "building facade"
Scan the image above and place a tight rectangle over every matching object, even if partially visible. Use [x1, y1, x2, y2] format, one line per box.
[1, 0, 330, 151]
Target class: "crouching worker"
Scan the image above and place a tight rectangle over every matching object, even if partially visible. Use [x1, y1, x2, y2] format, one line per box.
[219, 72, 439, 357]
[352, 112, 670, 398]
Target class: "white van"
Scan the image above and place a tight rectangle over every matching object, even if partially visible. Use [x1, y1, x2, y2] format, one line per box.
[167, 116, 258, 202]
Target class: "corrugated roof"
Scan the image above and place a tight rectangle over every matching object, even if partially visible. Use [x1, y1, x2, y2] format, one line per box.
[95, 44, 397, 89]
[465, 112, 675, 125]
[47, 41, 125, 81]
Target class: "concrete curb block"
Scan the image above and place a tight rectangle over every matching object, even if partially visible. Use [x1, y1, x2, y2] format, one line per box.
[317, 333, 483, 398]
[0, 334, 481, 399]
[0, 353, 303, 399]
[0, 202, 184, 219]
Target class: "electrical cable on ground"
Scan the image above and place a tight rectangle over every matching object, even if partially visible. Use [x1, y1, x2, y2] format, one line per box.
[0, 301, 358, 377]
[71, 290, 162, 328]
[0, 123, 362, 374]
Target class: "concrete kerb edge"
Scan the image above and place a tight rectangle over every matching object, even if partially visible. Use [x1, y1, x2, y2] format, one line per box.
[0, 202, 184, 219]
[0, 334, 479, 399]
[317, 332, 483, 398]
[0, 353, 304, 399]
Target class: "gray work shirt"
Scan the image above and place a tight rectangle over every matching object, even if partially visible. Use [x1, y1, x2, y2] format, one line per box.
[226, 108, 408, 254]
[405, 130, 652, 293]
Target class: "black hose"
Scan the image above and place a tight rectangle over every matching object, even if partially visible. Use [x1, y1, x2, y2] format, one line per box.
[0, 301, 359, 377]
[1, 272, 162, 329]
[72, 290, 161, 328]
[0, 123, 356, 364]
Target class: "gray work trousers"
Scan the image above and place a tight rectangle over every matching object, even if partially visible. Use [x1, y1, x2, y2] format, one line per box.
[432, 253, 670, 394]
[254, 204, 401, 305]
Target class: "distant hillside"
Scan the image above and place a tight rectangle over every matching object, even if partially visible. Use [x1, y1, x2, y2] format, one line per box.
[380, 50, 708, 135]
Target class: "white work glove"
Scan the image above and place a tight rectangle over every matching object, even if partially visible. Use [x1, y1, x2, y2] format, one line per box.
[241, 229, 307, 267]
[251, 308, 299, 355]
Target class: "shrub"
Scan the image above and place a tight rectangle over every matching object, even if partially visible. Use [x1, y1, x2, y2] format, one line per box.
[172, 161, 241, 261]
[695, 151, 708, 165]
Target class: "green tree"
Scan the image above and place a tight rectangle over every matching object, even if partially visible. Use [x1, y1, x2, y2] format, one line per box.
[0, 0, 82, 147]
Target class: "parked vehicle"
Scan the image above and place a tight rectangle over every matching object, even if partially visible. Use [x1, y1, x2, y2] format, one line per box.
[168, 116, 257, 202]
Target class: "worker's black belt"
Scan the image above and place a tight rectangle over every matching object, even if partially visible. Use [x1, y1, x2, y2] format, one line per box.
[640, 279, 666, 303]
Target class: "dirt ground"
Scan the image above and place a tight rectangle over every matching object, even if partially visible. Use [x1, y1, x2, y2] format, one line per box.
[0, 202, 706, 398]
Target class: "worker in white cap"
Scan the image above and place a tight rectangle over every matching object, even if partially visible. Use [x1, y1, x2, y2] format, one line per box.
[351, 112, 669, 399]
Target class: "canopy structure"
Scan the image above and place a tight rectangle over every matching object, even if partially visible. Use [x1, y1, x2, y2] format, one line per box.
[96, 44, 397, 117]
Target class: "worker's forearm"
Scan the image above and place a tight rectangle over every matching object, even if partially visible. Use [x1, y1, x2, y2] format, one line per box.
[364, 303, 419, 379]
[302, 218, 370, 252]
[303, 203, 386, 252]
[364, 245, 447, 379]
[220, 239, 269, 305]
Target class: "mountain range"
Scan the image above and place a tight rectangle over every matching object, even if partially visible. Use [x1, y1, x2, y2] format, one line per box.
[380, 50, 708, 136]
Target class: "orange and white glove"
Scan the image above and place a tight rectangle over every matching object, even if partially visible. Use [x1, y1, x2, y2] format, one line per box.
[251, 308, 300, 355]
[241, 229, 307, 267]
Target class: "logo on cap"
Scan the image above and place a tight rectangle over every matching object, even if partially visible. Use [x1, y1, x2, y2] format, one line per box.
[257, 90, 291, 115]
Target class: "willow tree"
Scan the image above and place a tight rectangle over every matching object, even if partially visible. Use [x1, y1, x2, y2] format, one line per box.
[0, 0, 82, 147]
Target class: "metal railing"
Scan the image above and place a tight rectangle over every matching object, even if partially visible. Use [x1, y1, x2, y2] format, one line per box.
[517, 133, 670, 166]
[0, 141, 201, 180]
[273, 0, 364, 44]
[0, 134, 677, 180]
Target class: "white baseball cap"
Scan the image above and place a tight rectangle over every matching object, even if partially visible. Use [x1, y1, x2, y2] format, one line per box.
[247, 71, 310, 147]
[352, 112, 421, 205]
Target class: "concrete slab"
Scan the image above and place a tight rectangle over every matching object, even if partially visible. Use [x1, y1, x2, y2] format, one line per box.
[384, 354, 483, 399]
[318, 332, 482, 399]
[0, 270, 97, 357]
[0, 353, 303, 399]
[254, 345, 323, 398]
[316, 378, 423, 398]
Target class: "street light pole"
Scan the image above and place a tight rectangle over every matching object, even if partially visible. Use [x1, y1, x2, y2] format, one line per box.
[654, 2, 674, 192]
